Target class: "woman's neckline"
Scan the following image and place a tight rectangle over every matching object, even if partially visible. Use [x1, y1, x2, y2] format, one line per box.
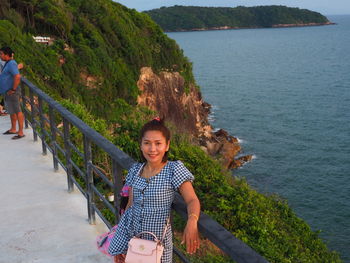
[138, 161, 169, 181]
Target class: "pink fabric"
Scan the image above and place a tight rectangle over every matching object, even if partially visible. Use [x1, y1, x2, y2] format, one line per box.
[121, 185, 130, 197]
[96, 225, 118, 256]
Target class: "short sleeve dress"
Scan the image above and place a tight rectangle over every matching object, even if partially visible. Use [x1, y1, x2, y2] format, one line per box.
[108, 160, 194, 262]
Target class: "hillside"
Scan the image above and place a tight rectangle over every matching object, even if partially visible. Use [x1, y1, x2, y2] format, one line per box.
[0, 0, 194, 117]
[144, 5, 333, 32]
[0, 1, 342, 262]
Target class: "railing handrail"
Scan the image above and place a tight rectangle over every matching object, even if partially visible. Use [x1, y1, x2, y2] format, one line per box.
[20, 77, 269, 263]
[21, 77, 135, 169]
[173, 194, 269, 263]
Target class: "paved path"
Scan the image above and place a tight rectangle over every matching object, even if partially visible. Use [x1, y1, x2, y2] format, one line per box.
[0, 116, 111, 263]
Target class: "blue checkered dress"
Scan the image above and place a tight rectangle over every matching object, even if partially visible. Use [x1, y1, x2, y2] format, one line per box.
[108, 161, 194, 262]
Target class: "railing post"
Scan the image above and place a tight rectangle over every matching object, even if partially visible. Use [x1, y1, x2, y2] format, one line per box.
[112, 160, 123, 224]
[48, 106, 58, 171]
[29, 88, 38, 141]
[173, 247, 191, 263]
[84, 135, 96, 224]
[38, 97, 47, 155]
[63, 118, 74, 193]
[20, 84, 29, 129]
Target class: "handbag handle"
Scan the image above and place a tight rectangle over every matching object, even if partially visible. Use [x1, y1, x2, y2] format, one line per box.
[134, 231, 160, 242]
[134, 216, 170, 243]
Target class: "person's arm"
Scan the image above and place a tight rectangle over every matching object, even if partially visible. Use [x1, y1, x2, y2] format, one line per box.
[12, 74, 20, 90]
[7, 74, 21, 95]
[179, 181, 201, 254]
[112, 188, 132, 263]
[125, 187, 133, 210]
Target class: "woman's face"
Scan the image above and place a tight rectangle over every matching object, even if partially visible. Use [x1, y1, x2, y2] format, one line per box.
[141, 130, 169, 165]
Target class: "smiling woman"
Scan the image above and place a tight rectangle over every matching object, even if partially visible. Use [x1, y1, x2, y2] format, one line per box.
[140, 117, 171, 165]
[108, 118, 201, 263]
[140, 131, 170, 173]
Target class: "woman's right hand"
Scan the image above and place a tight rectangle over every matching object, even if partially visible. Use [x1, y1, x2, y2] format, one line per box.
[113, 254, 125, 263]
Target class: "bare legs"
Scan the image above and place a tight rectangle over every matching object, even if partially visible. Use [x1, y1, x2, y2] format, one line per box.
[9, 112, 24, 136]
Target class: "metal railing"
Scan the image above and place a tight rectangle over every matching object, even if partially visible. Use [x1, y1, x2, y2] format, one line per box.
[20, 77, 269, 263]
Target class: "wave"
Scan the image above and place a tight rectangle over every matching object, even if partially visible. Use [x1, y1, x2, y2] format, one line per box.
[208, 104, 219, 122]
[237, 137, 244, 144]
[208, 113, 215, 122]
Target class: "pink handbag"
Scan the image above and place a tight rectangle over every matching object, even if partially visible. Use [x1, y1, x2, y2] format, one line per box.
[125, 231, 164, 263]
[125, 218, 170, 263]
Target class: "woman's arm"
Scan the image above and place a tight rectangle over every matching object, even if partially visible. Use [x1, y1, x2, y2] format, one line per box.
[179, 181, 201, 254]
[111, 188, 132, 263]
[125, 187, 133, 210]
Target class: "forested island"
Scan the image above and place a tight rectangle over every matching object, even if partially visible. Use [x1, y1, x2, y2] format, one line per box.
[0, 0, 341, 262]
[144, 5, 334, 32]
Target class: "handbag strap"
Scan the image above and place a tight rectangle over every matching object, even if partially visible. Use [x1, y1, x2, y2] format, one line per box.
[1, 59, 15, 72]
[133, 217, 170, 243]
[160, 217, 170, 243]
[1, 60, 9, 72]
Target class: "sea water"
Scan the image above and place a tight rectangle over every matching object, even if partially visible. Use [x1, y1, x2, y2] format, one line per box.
[168, 15, 350, 261]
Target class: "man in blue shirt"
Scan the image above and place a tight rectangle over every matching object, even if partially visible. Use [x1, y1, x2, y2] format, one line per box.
[0, 47, 24, 139]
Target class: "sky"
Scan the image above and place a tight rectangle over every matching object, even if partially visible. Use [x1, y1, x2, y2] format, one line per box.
[114, 0, 350, 15]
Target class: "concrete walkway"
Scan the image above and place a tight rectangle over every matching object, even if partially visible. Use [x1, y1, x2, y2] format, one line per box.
[0, 116, 111, 263]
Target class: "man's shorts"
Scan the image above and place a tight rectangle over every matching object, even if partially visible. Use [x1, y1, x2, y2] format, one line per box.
[4, 88, 22, 114]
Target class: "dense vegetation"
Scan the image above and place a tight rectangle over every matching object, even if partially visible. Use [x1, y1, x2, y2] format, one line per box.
[0, 0, 341, 262]
[0, 0, 194, 118]
[145, 5, 331, 31]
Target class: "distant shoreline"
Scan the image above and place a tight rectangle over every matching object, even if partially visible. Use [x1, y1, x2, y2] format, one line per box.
[165, 22, 336, 33]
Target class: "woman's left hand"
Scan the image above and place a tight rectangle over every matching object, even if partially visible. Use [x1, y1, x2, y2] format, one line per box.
[181, 217, 200, 254]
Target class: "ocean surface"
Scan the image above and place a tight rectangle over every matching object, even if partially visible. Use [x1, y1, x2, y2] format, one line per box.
[168, 15, 350, 262]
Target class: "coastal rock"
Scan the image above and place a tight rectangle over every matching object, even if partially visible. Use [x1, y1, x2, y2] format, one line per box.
[136, 67, 249, 169]
[229, 155, 253, 169]
[271, 22, 335, 28]
[204, 129, 241, 169]
[168, 22, 335, 32]
[137, 67, 209, 136]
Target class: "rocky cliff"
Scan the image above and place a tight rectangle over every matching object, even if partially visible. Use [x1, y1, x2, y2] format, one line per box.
[136, 67, 252, 169]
